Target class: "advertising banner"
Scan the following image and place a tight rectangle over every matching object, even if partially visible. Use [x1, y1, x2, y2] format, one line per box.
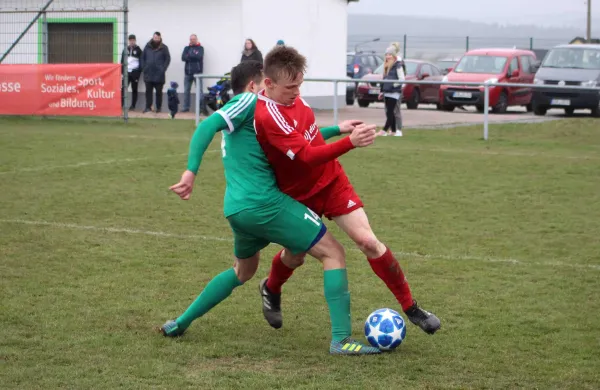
[0, 63, 121, 117]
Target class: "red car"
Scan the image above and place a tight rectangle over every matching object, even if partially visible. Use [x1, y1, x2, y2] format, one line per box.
[355, 60, 444, 109]
[439, 48, 537, 113]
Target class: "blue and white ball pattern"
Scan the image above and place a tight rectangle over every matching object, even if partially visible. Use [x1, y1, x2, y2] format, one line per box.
[364, 308, 406, 351]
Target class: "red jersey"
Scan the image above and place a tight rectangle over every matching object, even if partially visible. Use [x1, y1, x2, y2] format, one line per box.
[254, 91, 344, 201]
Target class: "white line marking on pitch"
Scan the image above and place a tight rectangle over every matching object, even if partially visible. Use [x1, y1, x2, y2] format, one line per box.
[1, 218, 598, 271]
[0, 219, 229, 242]
[0, 152, 214, 175]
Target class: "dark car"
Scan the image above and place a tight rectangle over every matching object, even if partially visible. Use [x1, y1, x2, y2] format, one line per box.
[347, 51, 384, 78]
[354, 60, 444, 109]
[346, 51, 384, 105]
[531, 44, 600, 117]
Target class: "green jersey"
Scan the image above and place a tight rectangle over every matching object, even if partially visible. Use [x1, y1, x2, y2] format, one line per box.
[185, 92, 341, 218]
[215, 92, 284, 216]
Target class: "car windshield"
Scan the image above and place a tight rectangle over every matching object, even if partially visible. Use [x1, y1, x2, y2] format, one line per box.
[542, 48, 600, 70]
[437, 60, 456, 68]
[454, 55, 508, 74]
[374, 61, 418, 75]
[404, 61, 418, 75]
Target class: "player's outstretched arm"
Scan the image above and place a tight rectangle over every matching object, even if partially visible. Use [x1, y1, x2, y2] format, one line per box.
[170, 114, 228, 200]
[262, 121, 376, 167]
[294, 123, 376, 166]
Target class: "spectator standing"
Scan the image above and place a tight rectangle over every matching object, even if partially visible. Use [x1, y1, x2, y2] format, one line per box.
[121, 34, 142, 110]
[378, 46, 405, 137]
[240, 39, 263, 64]
[142, 32, 171, 113]
[181, 34, 204, 112]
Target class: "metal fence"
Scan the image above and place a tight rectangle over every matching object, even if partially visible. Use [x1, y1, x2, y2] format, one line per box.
[348, 35, 568, 60]
[0, 0, 129, 115]
[194, 74, 600, 141]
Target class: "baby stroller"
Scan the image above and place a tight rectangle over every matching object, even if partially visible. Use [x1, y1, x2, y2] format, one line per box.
[203, 73, 232, 112]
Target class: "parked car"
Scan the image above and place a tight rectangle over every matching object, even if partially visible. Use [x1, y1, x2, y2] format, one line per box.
[436, 57, 461, 75]
[347, 51, 384, 78]
[354, 60, 443, 108]
[346, 51, 383, 105]
[403, 61, 445, 109]
[531, 44, 600, 117]
[439, 48, 537, 113]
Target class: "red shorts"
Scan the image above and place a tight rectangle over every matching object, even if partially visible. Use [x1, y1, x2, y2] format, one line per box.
[302, 173, 363, 220]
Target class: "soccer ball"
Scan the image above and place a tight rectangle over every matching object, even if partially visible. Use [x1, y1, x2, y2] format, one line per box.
[364, 308, 406, 351]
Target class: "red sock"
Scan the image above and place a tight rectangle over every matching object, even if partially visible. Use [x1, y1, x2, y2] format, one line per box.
[265, 250, 295, 294]
[367, 247, 414, 311]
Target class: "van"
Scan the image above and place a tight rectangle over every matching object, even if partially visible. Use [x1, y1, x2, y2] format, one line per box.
[439, 48, 537, 113]
[531, 44, 600, 117]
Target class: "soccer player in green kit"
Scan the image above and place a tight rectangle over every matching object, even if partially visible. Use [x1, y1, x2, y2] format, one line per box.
[161, 60, 380, 355]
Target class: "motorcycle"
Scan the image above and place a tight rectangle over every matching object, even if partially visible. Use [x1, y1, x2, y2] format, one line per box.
[203, 73, 231, 113]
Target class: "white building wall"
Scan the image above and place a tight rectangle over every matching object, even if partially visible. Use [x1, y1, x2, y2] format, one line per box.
[128, 0, 348, 108]
[240, 0, 348, 107]
[1, 0, 348, 108]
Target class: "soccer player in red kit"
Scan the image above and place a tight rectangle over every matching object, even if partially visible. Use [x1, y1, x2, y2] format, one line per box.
[254, 46, 441, 335]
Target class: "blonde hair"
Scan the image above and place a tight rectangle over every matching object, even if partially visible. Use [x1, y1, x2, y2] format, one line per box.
[383, 53, 396, 76]
[383, 42, 400, 76]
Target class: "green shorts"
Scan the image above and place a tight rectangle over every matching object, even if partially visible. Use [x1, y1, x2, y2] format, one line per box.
[227, 195, 326, 259]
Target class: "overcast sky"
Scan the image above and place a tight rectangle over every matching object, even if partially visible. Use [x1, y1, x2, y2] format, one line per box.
[348, 0, 599, 29]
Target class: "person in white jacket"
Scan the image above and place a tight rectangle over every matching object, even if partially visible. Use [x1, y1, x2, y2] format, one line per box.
[378, 46, 405, 136]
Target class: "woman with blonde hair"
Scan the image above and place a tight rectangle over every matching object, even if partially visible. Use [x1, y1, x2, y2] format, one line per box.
[378, 45, 405, 136]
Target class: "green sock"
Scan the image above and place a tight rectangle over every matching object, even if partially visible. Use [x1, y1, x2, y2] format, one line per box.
[176, 268, 242, 329]
[324, 268, 352, 342]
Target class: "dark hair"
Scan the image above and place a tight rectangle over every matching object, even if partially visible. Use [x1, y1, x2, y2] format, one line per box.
[244, 38, 257, 51]
[230, 60, 263, 95]
[154, 31, 161, 37]
[264, 46, 307, 82]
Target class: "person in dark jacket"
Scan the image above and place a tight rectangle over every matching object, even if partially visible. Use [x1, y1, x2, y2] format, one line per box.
[121, 34, 142, 110]
[240, 39, 263, 64]
[142, 31, 171, 113]
[378, 46, 405, 137]
[167, 81, 180, 119]
[181, 34, 204, 112]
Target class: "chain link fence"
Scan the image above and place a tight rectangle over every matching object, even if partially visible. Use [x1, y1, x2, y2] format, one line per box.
[348, 35, 569, 60]
[1, 0, 127, 65]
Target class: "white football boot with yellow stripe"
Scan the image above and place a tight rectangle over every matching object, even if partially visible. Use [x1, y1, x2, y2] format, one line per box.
[330, 337, 381, 355]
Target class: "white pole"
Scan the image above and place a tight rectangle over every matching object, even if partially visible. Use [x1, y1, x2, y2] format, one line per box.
[195, 75, 200, 126]
[333, 80, 339, 125]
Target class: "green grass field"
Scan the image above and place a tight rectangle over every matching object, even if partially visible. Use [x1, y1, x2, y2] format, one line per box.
[1, 116, 600, 389]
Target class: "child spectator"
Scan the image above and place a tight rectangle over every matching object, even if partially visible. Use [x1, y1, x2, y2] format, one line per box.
[167, 81, 180, 119]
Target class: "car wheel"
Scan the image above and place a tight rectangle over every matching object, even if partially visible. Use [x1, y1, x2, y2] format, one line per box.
[492, 91, 508, 114]
[526, 103, 533, 112]
[564, 108, 575, 117]
[440, 104, 455, 112]
[533, 105, 547, 116]
[591, 106, 600, 118]
[357, 99, 370, 108]
[476, 105, 485, 113]
[346, 89, 355, 106]
[406, 89, 420, 110]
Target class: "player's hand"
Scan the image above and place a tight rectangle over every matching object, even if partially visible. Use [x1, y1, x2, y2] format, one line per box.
[378, 93, 384, 101]
[349, 124, 377, 148]
[338, 119, 363, 134]
[169, 170, 196, 200]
